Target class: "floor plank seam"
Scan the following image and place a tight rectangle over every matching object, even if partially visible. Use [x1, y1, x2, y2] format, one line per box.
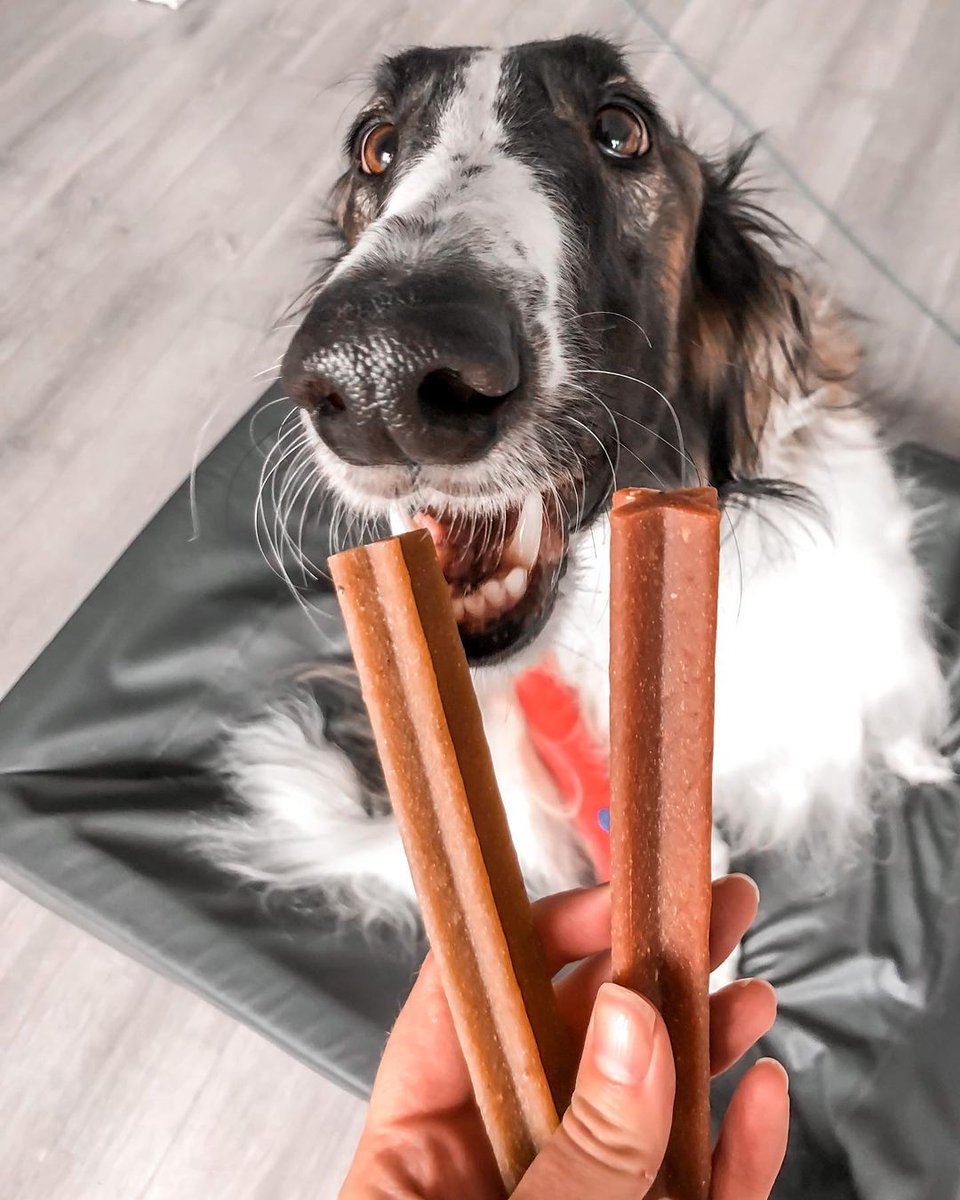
[624, 0, 960, 346]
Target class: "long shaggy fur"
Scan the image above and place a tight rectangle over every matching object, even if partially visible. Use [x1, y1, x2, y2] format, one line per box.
[202, 37, 951, 932]
[206, 693, 416, 932]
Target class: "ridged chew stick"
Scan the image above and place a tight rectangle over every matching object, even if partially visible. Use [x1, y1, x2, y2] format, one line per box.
[609, 487, 720, 1200]
[329, 530, 572, 1194]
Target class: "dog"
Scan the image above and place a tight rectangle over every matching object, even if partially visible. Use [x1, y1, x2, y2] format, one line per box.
[205, 34, 948, 938]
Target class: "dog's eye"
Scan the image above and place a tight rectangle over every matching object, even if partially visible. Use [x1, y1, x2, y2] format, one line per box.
[593, 105, 650, 159]
[359, 122, 398, 176]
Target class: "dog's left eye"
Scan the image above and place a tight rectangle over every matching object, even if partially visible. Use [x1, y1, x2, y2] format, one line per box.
[359, 122, 398, 176]
[593, 105, 650, 159]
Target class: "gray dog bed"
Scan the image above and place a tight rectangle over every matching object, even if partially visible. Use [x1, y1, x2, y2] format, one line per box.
[1, 384, 958, 1198]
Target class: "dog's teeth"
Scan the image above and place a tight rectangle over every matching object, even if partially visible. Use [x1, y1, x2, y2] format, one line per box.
[504, 566, 528, 601]
[510, 492, 543, 568]
[458, 571, 527, 625]
[388, 504, 415, 536]
[483, 578, 506, 608]
[463, 591, 487, 619]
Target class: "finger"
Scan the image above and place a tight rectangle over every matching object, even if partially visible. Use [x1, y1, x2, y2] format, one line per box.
[556, 949, 612, 1037]
[531, 874, 759, 981]
[515, 983, 675, 1199]
[710, 874, 759, 971]
[367, 954, 471, 1120]
[369, 875, 765, 1129]
[711, 1058, 789, 1200]
[709, 979, 778, 1076]
[553, 882, 768, 1054]
[532, 884, 611, 974]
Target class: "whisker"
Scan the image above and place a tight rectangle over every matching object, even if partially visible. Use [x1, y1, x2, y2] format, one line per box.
[550, 428, 586, 530]
[251, 360, 284, 381]
[248, 395, 293, 452]
[275, 453, 319, 566]
[254, 445, 303, 588]
[567, 309, 653, 349]
[294, 474, 331, 585]
[255, 431, 310, 577]
[577, 368, 690, 488]
[269, 441, 312, 555]
[563, 414, 619, 498]
[605, 404, 703, 485]
[189, 382, 262, 539]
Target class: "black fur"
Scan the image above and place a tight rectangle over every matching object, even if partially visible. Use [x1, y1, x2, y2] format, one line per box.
[278, 35, 845, 664]
[296, 662, 386, 815]
[300, 37, 834, 496]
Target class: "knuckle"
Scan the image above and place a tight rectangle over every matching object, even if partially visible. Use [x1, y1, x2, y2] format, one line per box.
[560, 1091, 658, 1182]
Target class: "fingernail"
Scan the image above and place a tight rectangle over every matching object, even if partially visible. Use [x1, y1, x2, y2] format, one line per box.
[757, 1056, 790, 1092]
[590, 982, 657, 1086]
[728, 872, 760, 902]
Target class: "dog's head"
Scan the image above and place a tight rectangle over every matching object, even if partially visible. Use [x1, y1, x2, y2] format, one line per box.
[284, 35, 814, 663]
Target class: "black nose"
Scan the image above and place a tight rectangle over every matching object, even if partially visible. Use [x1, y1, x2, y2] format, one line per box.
[282, 268, 521, 467]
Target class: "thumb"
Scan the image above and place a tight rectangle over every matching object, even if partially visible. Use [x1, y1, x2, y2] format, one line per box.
[515, 982, 675, 1199]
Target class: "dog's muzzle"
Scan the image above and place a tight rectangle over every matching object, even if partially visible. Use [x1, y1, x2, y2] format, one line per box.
[282, 263, 595, 664]
[283, 266, 522, 468]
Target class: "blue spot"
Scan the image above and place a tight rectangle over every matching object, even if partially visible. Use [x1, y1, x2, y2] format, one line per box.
[597, 808, 610, 833]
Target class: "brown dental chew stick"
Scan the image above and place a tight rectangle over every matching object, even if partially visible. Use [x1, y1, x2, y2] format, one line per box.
[610, 486, 720, 1200]
[329, 530, 572, 1193]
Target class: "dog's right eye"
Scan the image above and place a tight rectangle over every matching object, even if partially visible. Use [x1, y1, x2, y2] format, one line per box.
[359, 122, 398, 176]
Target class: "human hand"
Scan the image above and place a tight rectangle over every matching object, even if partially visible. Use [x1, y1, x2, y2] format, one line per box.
[339, 875, 788, 1199]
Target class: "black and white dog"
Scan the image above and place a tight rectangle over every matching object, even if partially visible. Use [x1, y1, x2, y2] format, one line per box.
[209, 35, 947, 932]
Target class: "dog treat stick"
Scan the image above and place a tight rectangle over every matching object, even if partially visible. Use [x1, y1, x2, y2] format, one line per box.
[609, 486, 720, 1200]
[330, 530, 571, 1193]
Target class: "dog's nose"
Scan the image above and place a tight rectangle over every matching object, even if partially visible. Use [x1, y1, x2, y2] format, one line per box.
[282, 270, 521, 467]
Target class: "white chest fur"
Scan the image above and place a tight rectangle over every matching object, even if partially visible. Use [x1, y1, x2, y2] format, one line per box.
[212, 403, 947, 932]
[543, 404, 947, 879]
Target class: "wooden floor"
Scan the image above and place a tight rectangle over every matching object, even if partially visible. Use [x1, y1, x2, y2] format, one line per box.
[0, 0, 956, 1196]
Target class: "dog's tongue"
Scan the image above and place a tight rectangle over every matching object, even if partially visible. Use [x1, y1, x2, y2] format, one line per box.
[412, 508, 516, 587]
[411, 511, 447, 554]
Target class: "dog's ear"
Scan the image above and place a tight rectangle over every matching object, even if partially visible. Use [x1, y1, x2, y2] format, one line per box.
[680, 141, 825, 484]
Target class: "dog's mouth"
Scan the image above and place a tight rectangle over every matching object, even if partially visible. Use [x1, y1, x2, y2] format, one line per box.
[389, 490, 570, 662]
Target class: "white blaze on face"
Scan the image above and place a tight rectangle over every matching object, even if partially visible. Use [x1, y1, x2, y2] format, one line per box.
[330, 51, 570, 394]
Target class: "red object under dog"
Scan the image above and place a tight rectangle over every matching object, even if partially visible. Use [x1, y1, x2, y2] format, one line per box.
[515, 663, 611, 882]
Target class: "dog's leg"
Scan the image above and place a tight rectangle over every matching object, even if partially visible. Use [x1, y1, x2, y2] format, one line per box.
[210, 665, 593, 928]
[205, 672, 418, 932]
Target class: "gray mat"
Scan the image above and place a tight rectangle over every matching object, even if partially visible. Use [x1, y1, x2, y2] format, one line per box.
[1, 392, 959, 1197]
